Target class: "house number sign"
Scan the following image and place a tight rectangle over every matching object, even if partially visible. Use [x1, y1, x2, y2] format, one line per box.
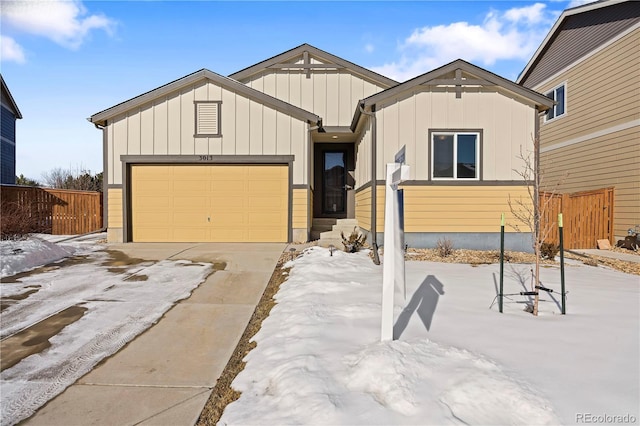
[198, 155, 214, 161]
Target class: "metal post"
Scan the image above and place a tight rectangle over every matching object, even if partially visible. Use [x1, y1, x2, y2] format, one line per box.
[499, 213, 505, 313]
[559, 213, 566, 315]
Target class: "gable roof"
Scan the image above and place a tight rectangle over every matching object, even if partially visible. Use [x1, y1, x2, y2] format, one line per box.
[228, 43, 399, 88]
[517, 0, 638, 86]
[90, 69, 321, 126]
[1, 75, 23, 119]
[352, 59, 554, 131]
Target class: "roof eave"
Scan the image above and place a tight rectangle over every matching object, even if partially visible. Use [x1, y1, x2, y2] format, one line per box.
[1, 75, 23, 119]
[362, 59, 554, 111]
[229, 43, 399, 88]
[90, 69, 320, 126]
[517, 0, 629, 84]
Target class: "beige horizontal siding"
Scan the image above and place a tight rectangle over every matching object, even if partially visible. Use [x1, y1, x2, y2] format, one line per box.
[355, 186, 372, 231]
[292, 188, 308, 229]
[106, 80, 309, 186]
[536, 28, 640, 147]
[541, 126, 640, 238]
[376, 185, 532, 233]
[107, 188, 123, 228]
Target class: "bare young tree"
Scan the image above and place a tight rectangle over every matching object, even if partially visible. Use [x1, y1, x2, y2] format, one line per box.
[41, 165, 102, 192]
[509, 135, 565, 316]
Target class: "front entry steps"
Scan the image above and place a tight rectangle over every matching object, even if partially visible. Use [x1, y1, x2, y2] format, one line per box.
[316, 219, 360, 248]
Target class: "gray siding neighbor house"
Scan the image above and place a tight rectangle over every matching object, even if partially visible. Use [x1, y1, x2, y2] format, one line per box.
[1, 75, 23, 185]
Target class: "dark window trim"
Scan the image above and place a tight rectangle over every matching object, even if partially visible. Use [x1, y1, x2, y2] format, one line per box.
[194, 101, 222, 138]
[428, 129, 483, 181]
[544, 82, 567, 123]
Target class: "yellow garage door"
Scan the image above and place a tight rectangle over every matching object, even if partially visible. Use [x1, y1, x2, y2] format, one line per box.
[131, 165, 288, 242]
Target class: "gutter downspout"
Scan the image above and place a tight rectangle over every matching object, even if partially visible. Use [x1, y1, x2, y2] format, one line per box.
[358, 103, 380, 265]
[92, 121, 108, 233]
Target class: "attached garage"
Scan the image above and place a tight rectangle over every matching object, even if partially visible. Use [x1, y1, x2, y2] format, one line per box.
[130, 163, 289, 243]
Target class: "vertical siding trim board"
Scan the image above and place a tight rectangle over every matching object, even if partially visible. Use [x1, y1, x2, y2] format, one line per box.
[119, 155, 295, 242]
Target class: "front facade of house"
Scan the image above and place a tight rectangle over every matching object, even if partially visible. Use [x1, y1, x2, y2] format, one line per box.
[1, 75, 23, 185]
[518, 0, 640, 243]
[92, 44, 552, 249]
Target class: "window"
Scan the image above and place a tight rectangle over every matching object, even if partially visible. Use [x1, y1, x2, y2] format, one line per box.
[545, 83, 566, 121]
[194, 101, 221, 137]
[431, 132, 480, 180]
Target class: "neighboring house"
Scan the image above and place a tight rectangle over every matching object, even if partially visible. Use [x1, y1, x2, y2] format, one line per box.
[518, 0, 640, 245]
[91, 44, 553, 249]
[1, 75, 23, 185]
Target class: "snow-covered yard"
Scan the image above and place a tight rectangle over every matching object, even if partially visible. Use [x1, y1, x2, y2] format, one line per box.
[0, 235, 212, 426]
[220, 247, 639, 425]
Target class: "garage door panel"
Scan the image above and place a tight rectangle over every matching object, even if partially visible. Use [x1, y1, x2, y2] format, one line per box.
[131, 164, 288, 242]
[249, 198, 284, 210]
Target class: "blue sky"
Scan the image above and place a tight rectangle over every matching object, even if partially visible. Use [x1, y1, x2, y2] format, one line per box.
[1, 0, 591, 182]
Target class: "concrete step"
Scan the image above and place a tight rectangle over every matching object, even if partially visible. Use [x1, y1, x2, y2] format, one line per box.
[312, 218, 337, 228]
[335, 218, 359, 227]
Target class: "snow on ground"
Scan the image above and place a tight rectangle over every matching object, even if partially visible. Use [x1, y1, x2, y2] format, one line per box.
[1, 238, 74, 278]
[0, 235, 213, 426]
[220, 247, 639, 426]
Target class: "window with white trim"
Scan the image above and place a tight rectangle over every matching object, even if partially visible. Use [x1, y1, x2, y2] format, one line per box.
[431, 132, 480, 180]
[195, 101, 221, 137]
[545, 84, 566, 121]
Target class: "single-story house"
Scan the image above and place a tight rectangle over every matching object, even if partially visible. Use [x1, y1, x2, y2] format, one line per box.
[90, 44, 553, 250]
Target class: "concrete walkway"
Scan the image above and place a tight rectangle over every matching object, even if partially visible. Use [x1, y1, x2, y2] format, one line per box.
[570, 248, 640, 263]
[25, 242, 285, 426]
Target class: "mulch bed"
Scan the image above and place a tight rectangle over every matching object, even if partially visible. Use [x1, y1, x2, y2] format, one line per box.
[405, 248, 640, 276]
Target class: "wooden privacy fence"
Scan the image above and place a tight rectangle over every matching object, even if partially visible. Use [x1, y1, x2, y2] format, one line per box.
[540, 187, 614, 249]
[1, 185, 103, 235]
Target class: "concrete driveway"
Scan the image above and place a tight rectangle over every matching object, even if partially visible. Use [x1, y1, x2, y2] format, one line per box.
[24, 242, 285, 426]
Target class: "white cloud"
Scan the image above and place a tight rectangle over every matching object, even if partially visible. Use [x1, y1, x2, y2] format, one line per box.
[567, 0, 599, 8]
[364, 43, 375, 53]
[0, 35, 26, 64]
[1, 0, 115, 54]
[371, 3, 559, 82]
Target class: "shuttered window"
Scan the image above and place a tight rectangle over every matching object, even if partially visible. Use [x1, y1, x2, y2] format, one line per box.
[195, 101, 222, 137]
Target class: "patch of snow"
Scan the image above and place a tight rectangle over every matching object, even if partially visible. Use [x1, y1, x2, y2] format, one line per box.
[220, 247, 639, 425]
[0, 237, 212, 426]
[1, 238, 74, 278]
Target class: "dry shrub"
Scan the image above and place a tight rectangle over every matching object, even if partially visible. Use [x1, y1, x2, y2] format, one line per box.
[1, 202, 42, 240]
[540, 242, 559, 260]
[341, 227, 367, 253]
[436, 238, 454, 258]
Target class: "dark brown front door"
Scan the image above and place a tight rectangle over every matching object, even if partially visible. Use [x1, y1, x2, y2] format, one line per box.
[314, 143, 355, 219]
[322, 151, 346, 214]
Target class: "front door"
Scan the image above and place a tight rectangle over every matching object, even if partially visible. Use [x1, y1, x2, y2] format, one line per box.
[322, 151, 346, 214]
[314, 143, 355, 219]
